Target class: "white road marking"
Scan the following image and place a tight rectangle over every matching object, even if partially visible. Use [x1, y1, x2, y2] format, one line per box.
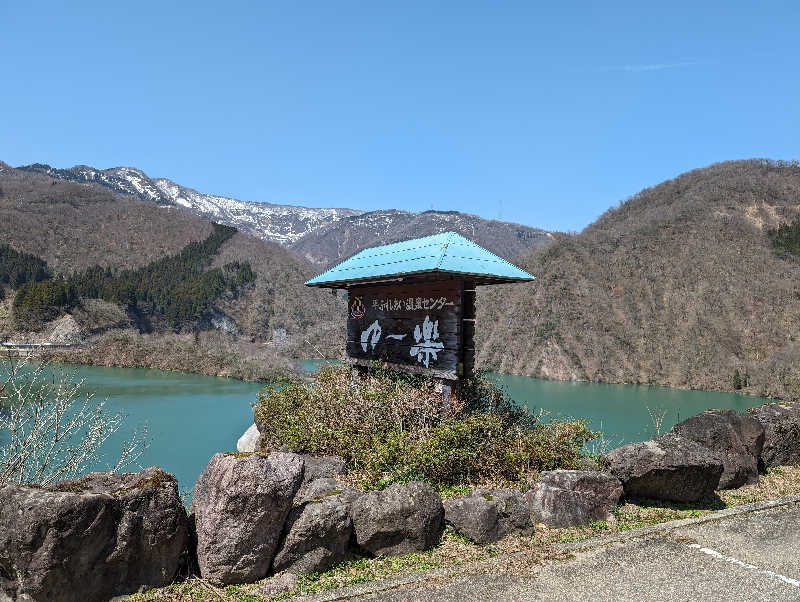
[687, 543, 800, 588]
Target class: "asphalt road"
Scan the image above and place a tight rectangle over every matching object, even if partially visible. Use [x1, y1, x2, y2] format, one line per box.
[360, 502, 800, 602]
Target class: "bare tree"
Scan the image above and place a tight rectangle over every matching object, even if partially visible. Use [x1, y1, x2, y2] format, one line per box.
[645, 404, 668, 437]
[0, 359, 147, 487]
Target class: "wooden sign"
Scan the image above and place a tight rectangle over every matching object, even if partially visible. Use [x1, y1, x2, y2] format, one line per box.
[346, 281, 463, 379]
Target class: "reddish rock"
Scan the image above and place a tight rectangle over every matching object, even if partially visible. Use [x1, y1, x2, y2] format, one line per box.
[192, 452, 304, 585]
[527, 470, 623, 527]
[0, 467, 188, 602]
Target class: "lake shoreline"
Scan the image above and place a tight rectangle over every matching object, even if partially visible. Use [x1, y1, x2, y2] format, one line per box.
[33, 331, 298, 384]
[26, 340, 777, 401]
[4, 361, 776, 494]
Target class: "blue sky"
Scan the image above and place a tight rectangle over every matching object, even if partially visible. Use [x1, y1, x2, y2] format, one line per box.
[1, 1, 798, 231]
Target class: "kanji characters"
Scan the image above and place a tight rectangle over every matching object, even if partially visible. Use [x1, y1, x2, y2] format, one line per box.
[410, 315, 444, 368]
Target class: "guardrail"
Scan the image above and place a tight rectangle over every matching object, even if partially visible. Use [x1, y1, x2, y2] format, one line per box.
[1, 343, 78, 349]
[1, 343, 81, 358]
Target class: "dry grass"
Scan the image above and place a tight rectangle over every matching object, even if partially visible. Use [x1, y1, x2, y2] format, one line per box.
[127, 465, 800, 601]
[43, 330, 294, 382]
[718, 464, 800, 506]
[126, 531, 570, 602]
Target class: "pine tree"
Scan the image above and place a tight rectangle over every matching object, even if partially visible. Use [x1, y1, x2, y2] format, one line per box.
[733, 369, 742, 390]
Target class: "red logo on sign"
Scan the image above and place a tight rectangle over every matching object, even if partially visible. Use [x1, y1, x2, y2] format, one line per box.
[350, 297, 365, 319]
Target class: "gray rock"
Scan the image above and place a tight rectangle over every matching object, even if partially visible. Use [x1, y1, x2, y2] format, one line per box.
[272, 495, 353, 574]
[443, 494, 498, 544]
[237, 423, 260, 453]
[294, 477, 363, 507]
[0, 467, 188, 602]
[301, 454, 347, 482]
[527, 470, 623, 527]
[444, 488, 533, 544]
[607, 434, 724, 502]
[751, 404, 800, 468]
[192, 452, 304, 585]
[260, 572, 298, 597]
[351, 482, 444, 556]
[670, 409, 764, 489]
[472, 489, 531, 535]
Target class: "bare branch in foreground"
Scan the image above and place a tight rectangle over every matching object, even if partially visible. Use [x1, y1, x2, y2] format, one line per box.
[0, 359, 148, 487]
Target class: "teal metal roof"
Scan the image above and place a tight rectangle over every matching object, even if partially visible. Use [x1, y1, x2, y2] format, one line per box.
[305, 232, 535, 288]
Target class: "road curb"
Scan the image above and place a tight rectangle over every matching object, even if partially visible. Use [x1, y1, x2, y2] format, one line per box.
[304, 494, 800, 601]
[560, 494, 800, 552]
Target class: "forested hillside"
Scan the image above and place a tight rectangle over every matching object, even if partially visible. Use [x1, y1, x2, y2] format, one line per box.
[476, 159, 800, 397]
[10, 224, 256, 331]
[0, 163, 342, 361]
[9, 157, 800, 395]
[0, 162, 214, 273]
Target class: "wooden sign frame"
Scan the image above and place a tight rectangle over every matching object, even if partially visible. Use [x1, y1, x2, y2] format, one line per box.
[346, 278, 475, 381]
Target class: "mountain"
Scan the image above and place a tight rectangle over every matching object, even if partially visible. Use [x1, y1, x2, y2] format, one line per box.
[17, 163, 551, 266]
[0, 162, 343, 356]
[16, 163, 362, 246]
[7, 158, 800, 396]
[290, 209, 552, 266]
[475, 159, 800, 398]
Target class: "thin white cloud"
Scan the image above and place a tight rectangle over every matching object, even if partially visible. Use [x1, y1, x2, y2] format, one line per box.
[598, 61, 708, 73]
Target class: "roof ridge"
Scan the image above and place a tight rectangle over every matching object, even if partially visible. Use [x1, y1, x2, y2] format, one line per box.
[305, 231, 535, 287]
[434, 231, 455, 270]
[305, 232, 445, 283]
[447, 234, 523, 268]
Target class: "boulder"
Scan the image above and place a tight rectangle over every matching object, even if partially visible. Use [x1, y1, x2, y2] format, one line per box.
[607, 434, 724, 502]
[272, 495, 353, 574]
[236, 423, 261, 453]
[443, 494, 497, 544]
[294, 477, 362, 507]
[670, 409, 764, 488]
[300, 454, 347, 482]
[527, 470, 623, 527]
[351, 482, 444, 556]
[751, 404, 800, 468]
[0, 467, 188, 602]
[444, 489, 531, 544]
[474, 489, 531, 535]
[192, 452, 304, 585]
[292, 456, 349, 505]
[274, 477, 363, 574]
[259, 572, 299, 598]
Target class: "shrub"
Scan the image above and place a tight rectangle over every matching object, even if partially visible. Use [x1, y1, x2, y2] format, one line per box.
[254, 365, 596, 489]
[768, 217, 800, 256]
[0, 359, 147, 486]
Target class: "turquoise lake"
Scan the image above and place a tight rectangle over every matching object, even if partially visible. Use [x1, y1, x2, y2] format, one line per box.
[1, 362, 765, 493]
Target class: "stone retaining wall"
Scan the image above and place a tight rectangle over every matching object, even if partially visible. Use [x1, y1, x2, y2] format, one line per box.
[1, 403, 798, 599]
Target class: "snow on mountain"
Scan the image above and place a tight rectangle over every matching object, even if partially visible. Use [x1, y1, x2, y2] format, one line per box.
[18, 163, 362, 245]
[147, 177, 361, 244]
[17, 162, 551, 265]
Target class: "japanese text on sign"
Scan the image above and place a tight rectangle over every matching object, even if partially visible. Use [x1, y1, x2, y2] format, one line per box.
[371, 296, 455, 312]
